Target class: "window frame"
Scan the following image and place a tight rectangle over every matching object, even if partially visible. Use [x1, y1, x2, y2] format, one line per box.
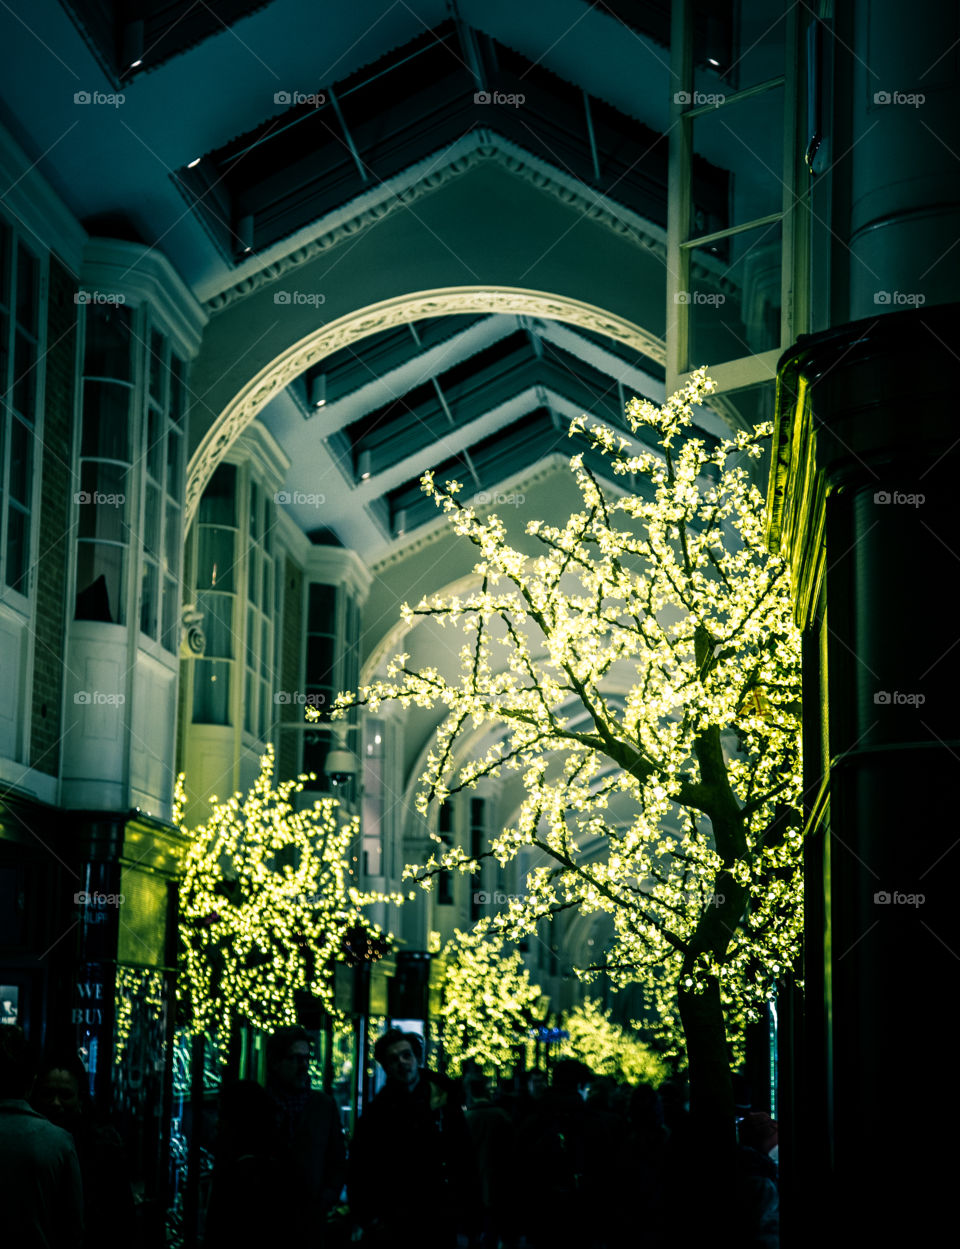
[667, 0, 804, 394]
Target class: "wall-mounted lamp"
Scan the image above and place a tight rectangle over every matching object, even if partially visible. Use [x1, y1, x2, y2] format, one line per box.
[358, 450, 372, 481]
[325, 726, 359, 788]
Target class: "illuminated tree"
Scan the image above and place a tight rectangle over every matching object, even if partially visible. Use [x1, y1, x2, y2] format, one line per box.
[438, 929, 544, 1075]
[322, 369, 802, 1138]
[560, 997, 667, 1086]
[176, 746, 400, 1044]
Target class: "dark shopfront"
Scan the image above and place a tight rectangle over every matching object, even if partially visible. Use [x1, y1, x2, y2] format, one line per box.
[1, 795, 186, 1248]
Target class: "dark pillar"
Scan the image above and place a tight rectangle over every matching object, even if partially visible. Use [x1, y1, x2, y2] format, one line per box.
[769, 302, 960, 1242]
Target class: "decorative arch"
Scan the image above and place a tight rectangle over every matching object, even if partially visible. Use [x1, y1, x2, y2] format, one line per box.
[185, 286, 664, 526]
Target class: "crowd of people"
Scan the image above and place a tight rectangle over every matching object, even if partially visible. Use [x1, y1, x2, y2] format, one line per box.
[0, 1022, 780, 1248]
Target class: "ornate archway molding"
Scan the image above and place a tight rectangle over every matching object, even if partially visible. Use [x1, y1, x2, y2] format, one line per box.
[184, 286, 665, 526]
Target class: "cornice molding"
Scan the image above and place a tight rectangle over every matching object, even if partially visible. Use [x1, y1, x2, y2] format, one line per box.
[303, 546, 373, 604]
[228, 419, 290, 492]
[0, 123, 87, 272]
[81, 238, 208, 357]
[203, 134, 670, 315]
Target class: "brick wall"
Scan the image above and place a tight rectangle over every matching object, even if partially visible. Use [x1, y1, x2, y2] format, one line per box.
[30, 255, 77, 775]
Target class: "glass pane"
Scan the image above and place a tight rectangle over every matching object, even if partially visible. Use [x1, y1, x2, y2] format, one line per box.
[263, 560, 273, 617]
[0, 312, 8, 389]
[247, 547, 258, 604]
[198, 463, 237, 525]
[196, 526, 234, 592]
[244, 668, 255, 736]
[306, 635, 334, 688]
[85, 304, 132, 380]
[0, 222, 10, 304]
[146, 408, 163, 480]
[140, 559, 159, 638]
[9, 417, 32, 505]
[75, 542, 125, 623]
[260, 618, 271, 679]
[687, 221, 782, 369]
[308, 583, 336, 630]
[169, 356, 186, 424]
[4, 504, 29, 594]
[196, 591, 234, 659]
[166, 429, 182, 497]
[78, 462, 128, 541]
[303, 729, 331, 785]
[162, 576, 180, 653]
[693, 0, 788, 92]
[143, 483, 161, 556]
[16, 244, 39, 333]
[690, 87, 784, 238]
[149, 329, 166, 402]
[13, 330, 37, 419]
[82, 382, 131, 461]
[249, 481, 261, 541]
[164, 501, 180, 576]
[246, 605, 257, 670]
[192, 660, 231, 725]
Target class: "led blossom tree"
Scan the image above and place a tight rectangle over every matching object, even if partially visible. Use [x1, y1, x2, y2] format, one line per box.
[438, 929, 544, 1075]
[177, 746, 399, 1046]
[322, 370, 803, 1137]
[560, 997, 666, 1086]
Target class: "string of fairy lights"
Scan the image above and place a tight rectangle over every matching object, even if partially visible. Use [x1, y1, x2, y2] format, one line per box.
[323, 368, 803, 1066]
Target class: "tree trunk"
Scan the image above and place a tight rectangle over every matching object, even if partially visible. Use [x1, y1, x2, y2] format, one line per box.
[676, 977, 739, 1245]
[677, 975, 736, 1151]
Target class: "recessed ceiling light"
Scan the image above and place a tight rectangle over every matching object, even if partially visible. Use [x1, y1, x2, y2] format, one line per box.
[187, 157, 202, 169]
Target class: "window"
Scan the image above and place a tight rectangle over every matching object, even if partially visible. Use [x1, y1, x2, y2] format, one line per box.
[301, 582, 360, 800]
[668, 0, 797, 386]
[469, 798, 485, 921]
[76, 305, 133, 623]
[140, 329, 185, 650]
[0, 222, 41, 598]
[243, 481, 275, 740]
[437, 803, 454, 907]
[192, 463, 238, 724]
[75, 306, 186, 638]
